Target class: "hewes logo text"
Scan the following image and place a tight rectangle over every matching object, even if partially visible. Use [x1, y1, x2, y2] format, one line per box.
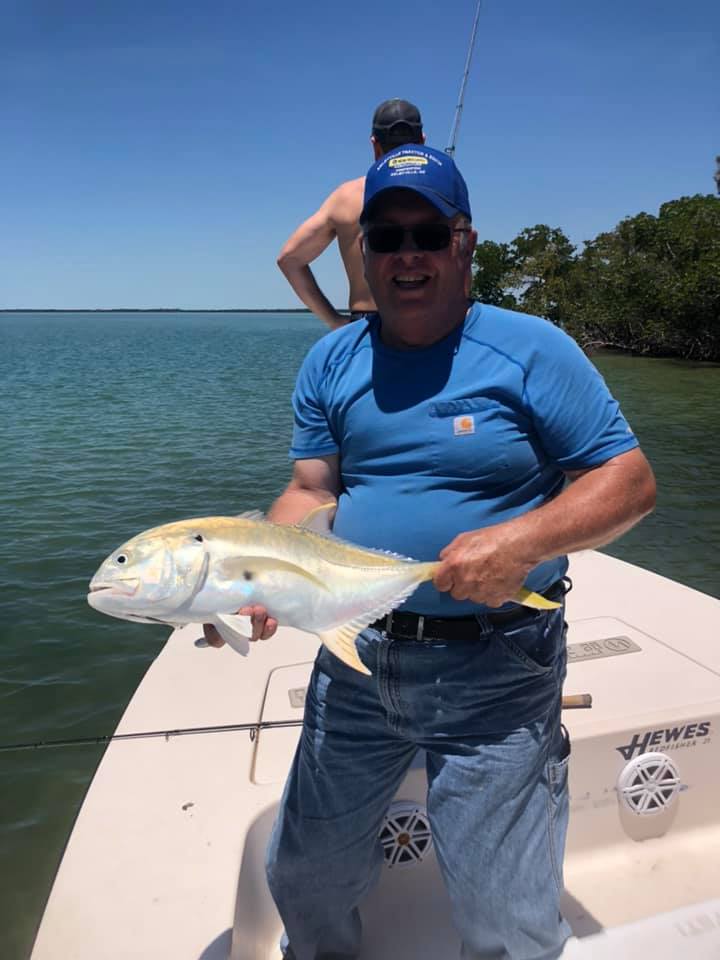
[616, 721, 712, 761]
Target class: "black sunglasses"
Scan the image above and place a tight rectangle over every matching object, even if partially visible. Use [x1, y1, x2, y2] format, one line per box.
[364, 223, 470, 254]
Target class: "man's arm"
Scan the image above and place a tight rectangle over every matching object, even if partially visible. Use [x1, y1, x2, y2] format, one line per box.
[268, 455, 341, 524]
[277, 194, 350, 331]
[204, 456, 340, 646]
[434, 448, 656, 606]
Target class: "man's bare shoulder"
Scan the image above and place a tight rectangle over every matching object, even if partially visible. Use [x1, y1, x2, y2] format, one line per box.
[325, 177, 366, 226]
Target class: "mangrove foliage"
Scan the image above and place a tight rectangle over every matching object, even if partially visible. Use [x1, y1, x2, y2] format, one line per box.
[471, 194, 720, 361]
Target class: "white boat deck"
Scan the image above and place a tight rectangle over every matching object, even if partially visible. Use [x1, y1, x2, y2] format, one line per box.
[30, 551, 720, 959]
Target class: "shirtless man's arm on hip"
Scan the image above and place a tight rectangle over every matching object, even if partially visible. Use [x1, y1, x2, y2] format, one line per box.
[277, 178, 374, 330]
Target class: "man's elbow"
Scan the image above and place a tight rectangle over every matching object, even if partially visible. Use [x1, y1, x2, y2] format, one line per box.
[276, 250, 295, 277]
[633, 458, 657, 520]
[639, 474, 657, 518]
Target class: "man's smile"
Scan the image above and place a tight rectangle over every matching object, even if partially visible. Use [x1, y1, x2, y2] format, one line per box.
[393, 273, 431, 289]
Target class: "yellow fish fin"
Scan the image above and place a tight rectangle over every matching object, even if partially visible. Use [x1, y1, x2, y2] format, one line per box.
[317, 621, 372, 676]
[515, 587, 561, 610]
[298, 501, 337, 533]
[315, 561, 438, 676]
[217, 556, 330, 592]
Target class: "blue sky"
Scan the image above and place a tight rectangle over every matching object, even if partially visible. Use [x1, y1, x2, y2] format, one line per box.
[2, 0, 718, 309]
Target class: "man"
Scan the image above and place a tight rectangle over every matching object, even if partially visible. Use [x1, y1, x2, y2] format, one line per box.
[276, 99, 424, 330]
[209, 145, 657, 959]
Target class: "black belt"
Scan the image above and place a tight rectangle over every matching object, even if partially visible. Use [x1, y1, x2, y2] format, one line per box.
[370, 580, 567, 644]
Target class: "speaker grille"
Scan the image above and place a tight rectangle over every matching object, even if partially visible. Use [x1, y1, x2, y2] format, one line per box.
[617, 752, 682, 816]
[379, 801, 433, 868]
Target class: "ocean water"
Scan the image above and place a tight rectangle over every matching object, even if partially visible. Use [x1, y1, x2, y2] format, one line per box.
[1, 311, 718, 959]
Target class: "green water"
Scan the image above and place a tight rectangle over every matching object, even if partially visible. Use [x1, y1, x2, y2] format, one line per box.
[1, 312, 718, 959]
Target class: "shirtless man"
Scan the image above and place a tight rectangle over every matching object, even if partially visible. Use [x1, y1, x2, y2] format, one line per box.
[277, 99, 425, 330]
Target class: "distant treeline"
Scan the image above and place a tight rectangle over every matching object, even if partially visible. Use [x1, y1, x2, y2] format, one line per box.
[471, 194, 720, 361]
[0, 308, 313, 314]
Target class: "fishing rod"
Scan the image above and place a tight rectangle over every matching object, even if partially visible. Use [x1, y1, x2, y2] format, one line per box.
[0, 694, 592, 753]
[0, 718, 304, 753]
[446, 0, 483, 157]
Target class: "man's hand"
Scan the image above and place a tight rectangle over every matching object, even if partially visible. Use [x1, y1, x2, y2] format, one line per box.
[203, 605, 278, 648]
[433, 449, 656, 608]
[433, 524, 532, 608]
[277, 199, 349, 330]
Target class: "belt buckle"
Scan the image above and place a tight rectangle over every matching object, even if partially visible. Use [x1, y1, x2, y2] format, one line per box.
[386, 611, 394, 636]
[416, 615, 425, 642]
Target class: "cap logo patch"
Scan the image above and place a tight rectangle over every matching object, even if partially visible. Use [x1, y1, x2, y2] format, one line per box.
[388, 155, 429, 168]
[453, 415, 475, 436]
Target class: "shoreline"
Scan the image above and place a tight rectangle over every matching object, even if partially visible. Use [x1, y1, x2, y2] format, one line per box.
[0, 308, 315, 314]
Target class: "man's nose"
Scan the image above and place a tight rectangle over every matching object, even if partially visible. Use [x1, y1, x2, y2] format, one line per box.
[395, 230, 424, 255]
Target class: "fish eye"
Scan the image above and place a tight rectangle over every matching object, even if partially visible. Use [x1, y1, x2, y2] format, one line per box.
[243, 570, 253, 581]
[194, 534, 204, 543]
[116, 554, 127, 565]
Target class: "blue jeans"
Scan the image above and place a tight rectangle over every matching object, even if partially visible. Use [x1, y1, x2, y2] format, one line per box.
[266, 606, 572, 960]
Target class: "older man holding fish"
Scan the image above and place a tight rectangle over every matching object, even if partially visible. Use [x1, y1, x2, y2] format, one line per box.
[210, 146, 657, 960]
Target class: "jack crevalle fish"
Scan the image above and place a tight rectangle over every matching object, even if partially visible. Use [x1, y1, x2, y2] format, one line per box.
[87, 505, 558, 675]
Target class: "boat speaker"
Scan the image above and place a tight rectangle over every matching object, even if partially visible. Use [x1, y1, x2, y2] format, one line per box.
[379, 801, 433, 868]
[616, 752, 682, 816]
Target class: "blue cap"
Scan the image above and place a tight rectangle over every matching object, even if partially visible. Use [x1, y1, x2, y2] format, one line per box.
[360, 144, 471, 223]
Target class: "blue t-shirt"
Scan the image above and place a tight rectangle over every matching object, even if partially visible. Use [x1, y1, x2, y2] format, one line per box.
[290, 302, 637, 616]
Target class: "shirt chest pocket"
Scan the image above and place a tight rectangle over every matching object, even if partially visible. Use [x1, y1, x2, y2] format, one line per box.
[428, 397, 512, 481]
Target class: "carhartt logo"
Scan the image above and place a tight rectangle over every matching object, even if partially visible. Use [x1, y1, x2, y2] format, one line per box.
[453, 415, 475, 436]
[615, 721, 712, 760]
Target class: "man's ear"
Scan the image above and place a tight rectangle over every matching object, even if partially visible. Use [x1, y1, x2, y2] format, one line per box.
[464, 229, 478, 262]
[457, 229, 477, 286]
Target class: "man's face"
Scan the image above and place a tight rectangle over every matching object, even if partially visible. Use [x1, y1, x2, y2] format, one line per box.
[361, 191, 475, 338]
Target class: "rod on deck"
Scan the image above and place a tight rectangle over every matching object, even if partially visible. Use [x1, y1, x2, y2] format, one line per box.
[0, 695, 593, 752]
[446, 0, 483, 157]
[0, 719, 304, 753]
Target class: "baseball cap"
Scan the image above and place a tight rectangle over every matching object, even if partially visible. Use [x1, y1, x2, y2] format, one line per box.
[360, 144, 472, 223]
[371, 99, 423, 144]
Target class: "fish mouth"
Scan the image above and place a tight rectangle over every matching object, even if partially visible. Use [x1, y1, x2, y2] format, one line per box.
[88, 578, 140, 598]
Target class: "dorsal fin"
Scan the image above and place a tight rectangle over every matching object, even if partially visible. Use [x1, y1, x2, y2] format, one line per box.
[235, 510, 265, 522]
[298, 501, 336, 533]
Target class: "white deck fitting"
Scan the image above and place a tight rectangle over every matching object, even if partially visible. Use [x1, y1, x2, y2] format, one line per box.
[30, 551, 720, 959]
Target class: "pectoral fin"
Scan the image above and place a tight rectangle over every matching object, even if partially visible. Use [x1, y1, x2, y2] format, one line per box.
[211, 614, 253, 656]
[515, 588, 561, 610]
[317, 622, 372, 676]
[217, 556, 330, 591]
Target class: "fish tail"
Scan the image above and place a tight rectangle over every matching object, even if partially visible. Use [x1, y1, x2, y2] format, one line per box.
[425, 561, 559, 610]
[515, 587, 561, 610]
[417, 561, 440, 582]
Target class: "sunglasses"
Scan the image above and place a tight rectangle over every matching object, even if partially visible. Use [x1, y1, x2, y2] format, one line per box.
[364, 223, 470, 254]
